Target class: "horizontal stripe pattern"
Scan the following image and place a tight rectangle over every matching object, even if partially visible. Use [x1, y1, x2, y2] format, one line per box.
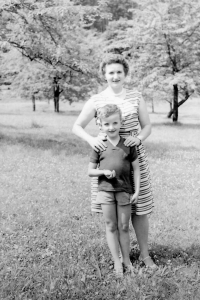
[90, 89, 154, 215]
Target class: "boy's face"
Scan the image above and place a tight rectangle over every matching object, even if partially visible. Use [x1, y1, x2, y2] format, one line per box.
[100, 112, 122, 139]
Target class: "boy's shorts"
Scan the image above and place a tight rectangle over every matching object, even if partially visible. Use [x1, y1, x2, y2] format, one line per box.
[97, 191, 131, 206]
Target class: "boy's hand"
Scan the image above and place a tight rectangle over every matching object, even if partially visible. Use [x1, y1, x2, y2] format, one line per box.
[104, 170, 116, 179]
[130, 193, 139, 204]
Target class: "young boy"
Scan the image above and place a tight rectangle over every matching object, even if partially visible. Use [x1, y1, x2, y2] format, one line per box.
[88, 104, 140, 277]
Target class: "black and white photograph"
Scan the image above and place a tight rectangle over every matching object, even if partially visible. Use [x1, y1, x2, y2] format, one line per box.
[0, 0, 200, 299]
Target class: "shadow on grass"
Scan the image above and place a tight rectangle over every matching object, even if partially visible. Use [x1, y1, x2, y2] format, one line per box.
[152, 122, 200, 129]
[0, 132, 91, 156]
[57, 110, 81, 116]
[0, 112, 24, 116]
[130, 242, 200, 267]
[0, 109, 82, 116]
[1, 131, 199, 158]
[0, 123, 17, 129]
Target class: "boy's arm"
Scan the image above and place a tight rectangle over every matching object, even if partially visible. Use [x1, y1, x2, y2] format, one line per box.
[88, 149, 104, 177]
[88, 162, 105, 177]
[88, 162, 116, 178]
[131, 158, 140, 204]
[89, 147, 115, 178]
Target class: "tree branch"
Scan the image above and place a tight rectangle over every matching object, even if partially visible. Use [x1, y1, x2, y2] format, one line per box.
[3, 6, 29, 25]
[163, 33, 180, 73]
[9, 40, 86, 74]
[180, 23, 200, 46]
[38, 15, 58, 46]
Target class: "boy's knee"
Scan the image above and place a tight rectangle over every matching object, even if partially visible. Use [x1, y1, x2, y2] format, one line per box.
[105, 221, 117, 232]
[119, 223, 129, 233]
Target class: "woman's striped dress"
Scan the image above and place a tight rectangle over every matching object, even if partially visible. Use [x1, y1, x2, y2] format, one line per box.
[90, 89, 154, 215]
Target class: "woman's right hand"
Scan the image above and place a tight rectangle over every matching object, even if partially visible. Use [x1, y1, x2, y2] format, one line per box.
[88, 135, 107, 152]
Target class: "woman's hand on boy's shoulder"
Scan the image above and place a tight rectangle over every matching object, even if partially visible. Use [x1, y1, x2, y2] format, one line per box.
[124, 136, 141, 147]
[88, 135, 107, 152]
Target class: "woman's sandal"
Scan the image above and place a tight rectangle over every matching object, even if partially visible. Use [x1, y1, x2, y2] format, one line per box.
[139, 256, 157, 269]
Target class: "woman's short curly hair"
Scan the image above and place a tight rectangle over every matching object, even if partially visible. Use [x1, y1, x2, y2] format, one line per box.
[99, 53, 129, 77]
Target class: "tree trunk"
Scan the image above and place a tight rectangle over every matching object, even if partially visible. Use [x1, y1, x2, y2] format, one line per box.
[54, 96, 59, 112]
[53, 77, 63, 112]
[167, 89, 190, 118]
[32, 94, 36, 111]
[57, 98, 59, 112]
[53, 81, 60, 112]
[167, 101, 173, 118]
[151, 98, 154, 113]
[172, 84, 178, 122]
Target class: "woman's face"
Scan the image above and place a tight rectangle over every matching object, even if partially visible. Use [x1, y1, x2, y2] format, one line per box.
[104, 63, 126, 92]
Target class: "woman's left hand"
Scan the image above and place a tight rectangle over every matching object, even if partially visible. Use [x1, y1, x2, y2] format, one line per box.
[124, 136, 141, 147]
[130, 193, 139, 204]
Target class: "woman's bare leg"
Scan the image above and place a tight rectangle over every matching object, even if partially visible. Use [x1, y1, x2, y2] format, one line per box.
[131, 214, 155, 267]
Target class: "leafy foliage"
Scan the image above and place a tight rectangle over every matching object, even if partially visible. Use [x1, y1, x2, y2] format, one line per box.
[130, 0, 200, 120]
[80, 0, 136, 20]
[1, 0, 200, 118]
[0, 0, 107, 101]
[129, 1, 200, 90]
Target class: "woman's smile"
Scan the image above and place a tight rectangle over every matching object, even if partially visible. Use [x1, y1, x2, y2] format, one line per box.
[104, 63, 125, 93]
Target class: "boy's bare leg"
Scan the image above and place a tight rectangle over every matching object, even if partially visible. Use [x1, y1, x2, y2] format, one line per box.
[101, 204, 122, 271]
[117, 204, 132, 266]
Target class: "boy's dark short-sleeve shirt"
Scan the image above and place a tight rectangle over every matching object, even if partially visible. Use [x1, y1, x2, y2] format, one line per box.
[90, 137, 138, 193]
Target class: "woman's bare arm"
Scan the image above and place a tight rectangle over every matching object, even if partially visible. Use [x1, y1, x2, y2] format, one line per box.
[72, 99, 106, 151]
[72, 99, 96, 142]
[137, 96, 152, 142]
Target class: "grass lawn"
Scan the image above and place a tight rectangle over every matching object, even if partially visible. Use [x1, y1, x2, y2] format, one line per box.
[0, 97, 200, 299]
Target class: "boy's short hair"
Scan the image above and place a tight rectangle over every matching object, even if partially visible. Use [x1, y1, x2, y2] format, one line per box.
[97, 104, 122, 123]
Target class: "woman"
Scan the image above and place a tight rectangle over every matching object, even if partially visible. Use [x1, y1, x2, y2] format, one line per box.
[72, 53, 156, 268]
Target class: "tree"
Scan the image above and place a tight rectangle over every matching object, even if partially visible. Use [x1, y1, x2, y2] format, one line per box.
[0, 48, 53, 101]
[101, 0, 200, 121]
[0, 47, 101, 110]
[0, 0, 107, 107]
[53, 77, 62, 112]
[128, 0, 200, 121]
